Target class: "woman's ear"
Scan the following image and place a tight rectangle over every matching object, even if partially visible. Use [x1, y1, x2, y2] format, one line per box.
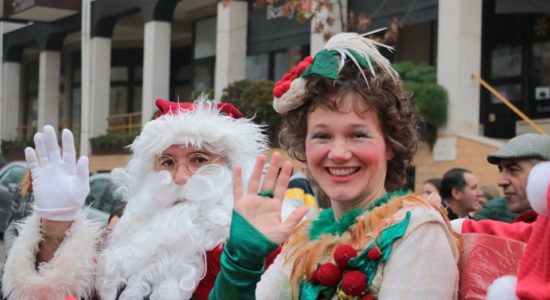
[385, 145, 394, 161]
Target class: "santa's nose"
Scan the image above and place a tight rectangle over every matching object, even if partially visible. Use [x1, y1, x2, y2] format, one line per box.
[173, 164, 191, 185]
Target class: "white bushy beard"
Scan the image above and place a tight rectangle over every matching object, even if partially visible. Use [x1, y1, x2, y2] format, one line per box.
[96, 164, 233, 300]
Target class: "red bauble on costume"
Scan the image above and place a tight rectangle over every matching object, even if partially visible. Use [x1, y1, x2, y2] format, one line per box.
[317, 262, 342, 287]
[333, 244, 357, 269]
[341, 271, 367, 296]
[367, 247, 382, 260]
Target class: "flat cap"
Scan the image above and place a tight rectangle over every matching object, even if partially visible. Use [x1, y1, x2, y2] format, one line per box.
[487, 133, 550, 164]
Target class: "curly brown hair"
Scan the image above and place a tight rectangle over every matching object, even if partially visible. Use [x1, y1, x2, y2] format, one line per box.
[279, 62, 423, 191]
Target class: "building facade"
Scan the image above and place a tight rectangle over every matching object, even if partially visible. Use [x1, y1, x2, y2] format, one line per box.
[0, 0, 548, 189]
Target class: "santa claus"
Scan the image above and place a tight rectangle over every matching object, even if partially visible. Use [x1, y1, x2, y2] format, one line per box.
[2, 98, 267, 300]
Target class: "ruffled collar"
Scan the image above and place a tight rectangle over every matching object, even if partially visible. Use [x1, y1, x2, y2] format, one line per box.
[309, 190, 408, 240]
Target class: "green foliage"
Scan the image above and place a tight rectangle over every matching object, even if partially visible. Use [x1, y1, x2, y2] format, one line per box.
[223, 80, 282, 144]
[221, 80, 253, 104]
[90, 132, 138, 154]
[91, 132, 138, 147]
[1, 136, 33, 152]
[190, 88, 215, 100]
[393, 62, 448, 148]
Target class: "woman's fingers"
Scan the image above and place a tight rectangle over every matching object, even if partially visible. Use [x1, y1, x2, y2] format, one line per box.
[232, 165, 243, 205]
[274, 161, 292, 201]
[283, 206, 309, 231]
[247, 154, 266, 196]
[261, 152, 282, 192]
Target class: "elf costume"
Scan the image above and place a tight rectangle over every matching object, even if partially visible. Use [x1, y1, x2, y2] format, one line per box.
[210, 32, 460, 300]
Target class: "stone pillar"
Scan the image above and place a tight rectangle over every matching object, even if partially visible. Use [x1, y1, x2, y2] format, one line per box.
[1, 62, 21, 140]
[437, 0, 482, 135]
[142, 20, 171, 126]
[214, 0, 247, 101]
[37, 51, 61, 130]
[89, 37, 112, 137]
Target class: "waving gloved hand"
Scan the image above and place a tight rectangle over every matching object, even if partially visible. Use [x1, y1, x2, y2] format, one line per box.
[25, 125, 90, 221]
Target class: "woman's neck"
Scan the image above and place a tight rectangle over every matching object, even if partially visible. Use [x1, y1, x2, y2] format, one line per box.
[331, 187, 387, 220]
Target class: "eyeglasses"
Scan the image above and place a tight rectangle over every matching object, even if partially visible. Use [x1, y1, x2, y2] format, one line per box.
[156, 152, 223, 175]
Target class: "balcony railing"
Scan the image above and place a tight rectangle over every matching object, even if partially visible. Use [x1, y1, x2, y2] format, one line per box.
[106, 112, 142, 134]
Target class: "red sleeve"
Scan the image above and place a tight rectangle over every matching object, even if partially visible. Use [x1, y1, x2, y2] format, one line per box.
[193, 246, 224, 300]
[461, 219, 534, 243]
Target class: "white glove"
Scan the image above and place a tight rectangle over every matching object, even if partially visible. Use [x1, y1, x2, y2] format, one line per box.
[25, 125, 90, 221]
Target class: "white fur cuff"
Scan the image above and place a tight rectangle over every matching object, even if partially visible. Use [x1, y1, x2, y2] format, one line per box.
[2, 211, 101, 300]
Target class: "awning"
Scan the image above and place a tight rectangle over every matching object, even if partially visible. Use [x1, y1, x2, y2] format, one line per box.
[496, 0, 550, 14]
[349, 0, 438, 30]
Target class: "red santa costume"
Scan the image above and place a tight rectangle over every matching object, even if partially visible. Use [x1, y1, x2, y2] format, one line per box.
[453, 162, 550, 300]
[2, 98, 267, 300]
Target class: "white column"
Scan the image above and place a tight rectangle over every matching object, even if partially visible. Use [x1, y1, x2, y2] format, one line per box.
[37, 51, 61, 130]
[214, 1, 247, 101]
[1, 62, 21, 140]
[437, 0, 482, 135]
[310, 0, 347, 55]
[89, 37, 112, 137]
[142, 21, 170, 126]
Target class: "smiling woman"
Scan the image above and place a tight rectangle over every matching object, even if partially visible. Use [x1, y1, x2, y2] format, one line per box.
[210, 32, 460, 300]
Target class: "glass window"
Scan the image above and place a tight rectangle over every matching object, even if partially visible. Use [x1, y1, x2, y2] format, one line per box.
[110, 87, 128, 115]
[175, 65, 193, 81]
[111, 67, 128, 82]
[195, 17, 217, 59]
[490, 84, 522, 104]
[246, 54, 269, 80]
[73, 68, 81, 82]
[194, 61, 213, 90]
[533, 41, 550, 98]
[274, 51, 290, 81]
[133, 86, 142, 113]
[491, 46, 522, 79]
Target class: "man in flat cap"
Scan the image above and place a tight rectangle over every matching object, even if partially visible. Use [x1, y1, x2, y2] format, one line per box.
[482, 133, 550, 222]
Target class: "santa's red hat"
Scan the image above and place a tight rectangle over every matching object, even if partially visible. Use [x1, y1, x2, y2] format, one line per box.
[515, 162, 550, 299]
[129, 98, 267, 176]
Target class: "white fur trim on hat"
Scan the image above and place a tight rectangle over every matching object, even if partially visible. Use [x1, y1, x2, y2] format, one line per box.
[2, 211, 101, 300]
[526, 161, 550, 216]
[273, 78, 308, 114]
[130, 100, 268, 177]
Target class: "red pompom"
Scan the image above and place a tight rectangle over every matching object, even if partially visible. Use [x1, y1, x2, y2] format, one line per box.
[281, 73, 291, 81]
[273, 85, 284, 98]
[333, 244, 357, 269]
[317, 263, 342, 287]
[362, 294, 375, 300]
[296, 61, 310, 74]
[290, 66, 298, 75]
[310, 269, 319, 284]
[341, 271, 367, 296]
[280, 81, 291, 94]
[367, 247, 382, 260]
[304, 56, 314, 63]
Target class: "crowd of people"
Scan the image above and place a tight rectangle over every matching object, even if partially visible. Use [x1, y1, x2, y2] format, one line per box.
[0, 32, 548, 300]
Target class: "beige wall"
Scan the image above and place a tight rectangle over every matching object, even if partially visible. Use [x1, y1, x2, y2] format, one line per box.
[89, 154, 131, 173]
[414, 136, 501, 193]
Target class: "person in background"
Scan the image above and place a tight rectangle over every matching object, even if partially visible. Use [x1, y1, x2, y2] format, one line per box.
[420, 178, 442, 199]
[3, 171, 34, 255]
[440, 168, 483, 220]
[210, 32, 459, 300]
